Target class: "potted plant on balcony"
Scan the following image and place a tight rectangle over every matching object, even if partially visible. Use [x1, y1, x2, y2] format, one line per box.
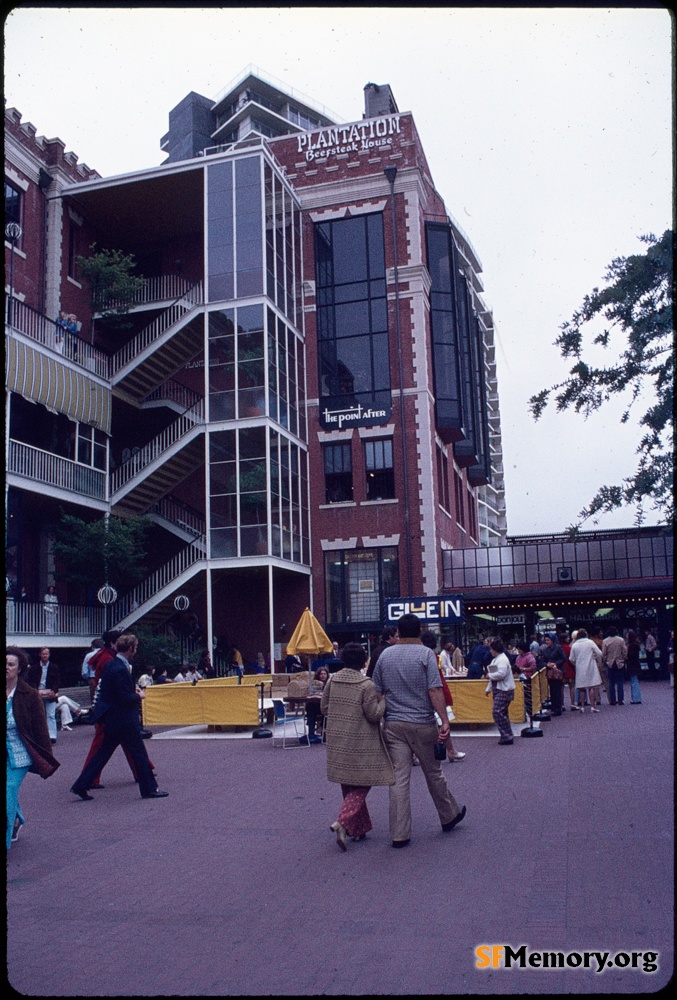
[76, 245, 147, 348]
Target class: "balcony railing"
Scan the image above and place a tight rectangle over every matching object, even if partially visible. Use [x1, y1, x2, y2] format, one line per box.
[111, 537, 207, 625]
[110, 398, 205, 494]
[5, 600, 107, 636]
[6, 299, 109, 378]
[96, 275, 195, 313]
[110, 281, 203, 375]
[8, 440, 107, 500]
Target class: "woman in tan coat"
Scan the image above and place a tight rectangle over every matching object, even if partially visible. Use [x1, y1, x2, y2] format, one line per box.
[320, 642, 394, 850]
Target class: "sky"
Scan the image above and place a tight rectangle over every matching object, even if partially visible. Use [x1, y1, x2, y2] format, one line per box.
[4, 6, 673, 536]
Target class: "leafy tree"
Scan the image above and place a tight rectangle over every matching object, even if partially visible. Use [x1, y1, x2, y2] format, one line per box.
[129, 626, 182, 676]
[529, 231, 674, 527]
[52, 513, 151, 593]
[76, 244, 147, 324]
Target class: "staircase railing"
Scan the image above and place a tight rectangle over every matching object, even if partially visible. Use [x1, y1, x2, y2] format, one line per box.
[110, 398, 205, 495]
[110, 281, 203, 375]
[98, 275, 195, 312]
[110, 537, 207, 625]
[142, 379, 202, 412]
[150, 497, 206, 538]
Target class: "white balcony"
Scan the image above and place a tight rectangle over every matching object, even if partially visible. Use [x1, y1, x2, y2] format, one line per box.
[6, 600, 107, 641]
[8, 440, 108, 502]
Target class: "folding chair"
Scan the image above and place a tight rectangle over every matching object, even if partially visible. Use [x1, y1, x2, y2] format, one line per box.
[271, 698, 309, 748]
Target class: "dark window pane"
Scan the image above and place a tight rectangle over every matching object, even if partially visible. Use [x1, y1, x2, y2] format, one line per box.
[334, 282, 368, 304]
[5, 181, 21, 226]
[335, 299, 370, 338]
[211, 528, 237, 558]
[210, 392, 235, 420]
[209, 430, 236, 462]
[210, 494, 237, 527]
[210, 461, 237, 494]
[241, 525, 268, 556]
[370, 297, 388, 332]
[240, 492, 267, 525]
[324, 443, 353, 503]
[239, 427, 266, 459]
[336, 336, 372, 394]
[331, 217, 367, 284]
[367, 214, 385, 277]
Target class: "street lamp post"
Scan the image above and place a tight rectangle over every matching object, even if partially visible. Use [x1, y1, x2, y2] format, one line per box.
[174, 594, 190, 666]
[383, 167, 413, 597]
[5, 222, 22, 329]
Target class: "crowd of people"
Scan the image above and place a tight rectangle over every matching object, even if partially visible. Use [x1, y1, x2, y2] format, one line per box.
[6, 621, 672, 856]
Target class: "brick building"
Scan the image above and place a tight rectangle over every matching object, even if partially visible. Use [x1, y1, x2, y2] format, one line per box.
[5, 69, 507, 677]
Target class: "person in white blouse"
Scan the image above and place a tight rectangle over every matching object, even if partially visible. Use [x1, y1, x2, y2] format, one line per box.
[440, 639, 466, 678]
[485, 637, 516, 745]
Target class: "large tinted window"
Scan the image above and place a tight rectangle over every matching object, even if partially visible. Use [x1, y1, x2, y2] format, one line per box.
[425, 223, 462, 438]
[314, 214, 390, 416]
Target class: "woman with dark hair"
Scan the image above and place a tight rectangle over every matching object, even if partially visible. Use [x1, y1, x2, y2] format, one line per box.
[320, 642, 394, 850]
[6, 646, 60, 848]
[543, 633, 566, 716]
[305, 666, 329, 743]
[485, 637, 515, 745]
[560, 633, 576, 710]
[366, 626, 397, 678]
[515, 640, 537, 678]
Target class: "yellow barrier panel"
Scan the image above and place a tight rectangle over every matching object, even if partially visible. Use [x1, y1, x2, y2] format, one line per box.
[142, 683, 260, 726]
[446, 670, 544, 724]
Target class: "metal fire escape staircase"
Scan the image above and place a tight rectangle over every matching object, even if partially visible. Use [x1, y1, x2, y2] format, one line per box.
[110, 534, 208, 633]
[110, 398, 205, 516]
[106, 279, 208, 629]
[109, 281, 204, 404]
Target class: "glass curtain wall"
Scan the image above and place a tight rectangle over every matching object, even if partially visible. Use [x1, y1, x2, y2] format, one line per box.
[209, 426, 309, 562]
[206, 151, 307, 565]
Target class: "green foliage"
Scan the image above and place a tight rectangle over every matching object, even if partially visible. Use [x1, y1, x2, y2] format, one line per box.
[131, 626, 182, 675]
[52, 513, 151, 592]
[76, 244, 147, 316]
[530, 231, 674, 526]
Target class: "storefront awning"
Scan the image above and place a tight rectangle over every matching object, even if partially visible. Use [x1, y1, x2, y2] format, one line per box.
[5, 337, 111, 435]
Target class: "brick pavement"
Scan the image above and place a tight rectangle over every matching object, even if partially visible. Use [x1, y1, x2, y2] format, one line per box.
[6, 680, 673, 995]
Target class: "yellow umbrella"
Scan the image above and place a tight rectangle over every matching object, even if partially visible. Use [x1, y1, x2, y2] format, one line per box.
[285, 607, 333, 659]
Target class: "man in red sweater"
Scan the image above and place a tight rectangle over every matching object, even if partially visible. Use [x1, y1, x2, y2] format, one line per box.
[78, 631, 156, 788]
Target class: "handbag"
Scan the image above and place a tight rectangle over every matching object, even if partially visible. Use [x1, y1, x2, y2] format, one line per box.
[546, 663, 563, 681]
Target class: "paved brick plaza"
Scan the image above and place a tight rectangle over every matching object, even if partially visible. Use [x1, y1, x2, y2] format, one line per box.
[7, 680, 673, 996]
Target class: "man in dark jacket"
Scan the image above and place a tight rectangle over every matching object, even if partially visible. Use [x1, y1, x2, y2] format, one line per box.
[465, 639, 491, 680]
[366, 626, 398, 678]
[70, 634, 168, 800]
[25, 647, 60, 743]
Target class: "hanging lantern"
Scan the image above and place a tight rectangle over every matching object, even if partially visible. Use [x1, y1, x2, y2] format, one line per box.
[97, 584, 118, 605]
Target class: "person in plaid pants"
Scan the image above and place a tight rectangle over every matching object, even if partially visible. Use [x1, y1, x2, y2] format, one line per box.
[485, 637, 515, 744]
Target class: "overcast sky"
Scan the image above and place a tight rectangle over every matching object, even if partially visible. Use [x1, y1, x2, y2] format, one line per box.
[4, 6, 673, 535]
